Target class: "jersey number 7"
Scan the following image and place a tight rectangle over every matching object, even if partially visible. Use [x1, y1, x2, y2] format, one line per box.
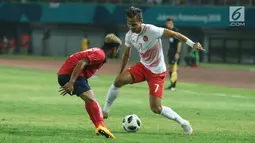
[154, 84, 159, 93]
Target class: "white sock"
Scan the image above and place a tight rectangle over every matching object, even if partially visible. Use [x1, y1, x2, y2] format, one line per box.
[160, 106, 186, 125]
[103, 84, 120, 112]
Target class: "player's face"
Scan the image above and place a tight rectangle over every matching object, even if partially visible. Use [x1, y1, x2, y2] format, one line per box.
[166, 21, 174, 29]
[107, 47, 119, 59]
[127, 17, 142, 33]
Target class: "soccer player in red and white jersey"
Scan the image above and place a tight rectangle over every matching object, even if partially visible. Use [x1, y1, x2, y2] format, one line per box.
[103, 6, 205, 135]
[58, 34, 122, 139]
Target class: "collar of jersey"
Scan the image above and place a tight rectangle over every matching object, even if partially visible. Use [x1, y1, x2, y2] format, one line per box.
[139, 24, 145, 34]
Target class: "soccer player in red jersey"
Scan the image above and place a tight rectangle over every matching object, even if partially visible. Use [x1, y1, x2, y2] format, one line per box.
[58, 34, 122, 139]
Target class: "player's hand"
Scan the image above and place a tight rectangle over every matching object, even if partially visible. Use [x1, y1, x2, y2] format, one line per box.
[175, 53, 180, 60]
[193, 42, 205, 51]
[59, 81, 74, 96]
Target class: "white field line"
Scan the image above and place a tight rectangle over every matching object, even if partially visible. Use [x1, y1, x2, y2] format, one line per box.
[178, 89, 254, 99]
[249, 68, 255, 72]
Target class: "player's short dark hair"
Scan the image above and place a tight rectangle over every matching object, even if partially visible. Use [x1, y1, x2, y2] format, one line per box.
[126, 6, 143, 21]
[166, 18, 174, 22]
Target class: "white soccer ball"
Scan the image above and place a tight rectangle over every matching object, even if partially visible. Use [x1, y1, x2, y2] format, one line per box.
[122, 114, 142, 132]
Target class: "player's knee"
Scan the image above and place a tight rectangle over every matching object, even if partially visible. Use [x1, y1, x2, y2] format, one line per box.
[85, 97, 94, 103]
[150, 105, 162, 114]
[79, 91, 95, 103]
[80, 94, 94, 103]
[113, 77, 124, 88]
[114, 73, 132, 88]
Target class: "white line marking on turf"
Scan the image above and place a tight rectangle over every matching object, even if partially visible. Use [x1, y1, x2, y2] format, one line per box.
[178, 89, 253, 99]
[249, 68, 255, 72]
[179, 90, 200, 95]
[211, 93, 228, 97]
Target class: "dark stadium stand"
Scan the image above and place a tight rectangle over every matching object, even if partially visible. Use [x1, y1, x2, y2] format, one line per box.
[1, 0, 254, 6]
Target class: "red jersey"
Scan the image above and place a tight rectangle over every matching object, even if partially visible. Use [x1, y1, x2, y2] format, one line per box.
[20, 34, 30, 48]
[9, 38, 16, 49]
[58, 48, 106, 79]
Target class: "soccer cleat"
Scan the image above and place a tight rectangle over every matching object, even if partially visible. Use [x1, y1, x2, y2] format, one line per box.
[165, 81, 177, 91]
[181, 121, 193, 135]
[170, 88, 176, 91]
[165, 86, 176, 91]
[96, 125, 116, 139]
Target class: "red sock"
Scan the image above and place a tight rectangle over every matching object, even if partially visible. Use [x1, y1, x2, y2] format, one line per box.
[86, 101, 105, 128]
[85, 103, 97, 128]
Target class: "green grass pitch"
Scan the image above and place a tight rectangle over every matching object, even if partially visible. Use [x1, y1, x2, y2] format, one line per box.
[0, 67, 255, 143]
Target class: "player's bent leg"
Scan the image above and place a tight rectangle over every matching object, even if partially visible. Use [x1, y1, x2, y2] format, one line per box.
[103, 62, 146, 119]
[149, 96, 193, 135]
[103, 71, 134, 119]
[79, 91, 116, 139]
[80, 90, 98, 127]
[149, 95, 163, 114]
[114, 71, 135, 88]
[148, 74, 193, 135]
[80, 91, 104, 128]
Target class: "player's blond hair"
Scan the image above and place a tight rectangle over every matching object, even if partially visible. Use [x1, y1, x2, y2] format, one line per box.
[104, 33, 122, 45]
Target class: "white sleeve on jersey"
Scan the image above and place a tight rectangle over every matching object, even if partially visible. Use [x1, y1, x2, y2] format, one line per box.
[147, 24, 164, 39]
[125, 31, 132, 47]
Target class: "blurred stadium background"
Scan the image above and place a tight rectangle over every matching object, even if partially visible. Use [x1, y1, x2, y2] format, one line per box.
[0, 0, 254, 65]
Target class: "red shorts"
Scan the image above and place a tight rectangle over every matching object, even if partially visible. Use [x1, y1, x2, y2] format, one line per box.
[127, 62, 166, 98]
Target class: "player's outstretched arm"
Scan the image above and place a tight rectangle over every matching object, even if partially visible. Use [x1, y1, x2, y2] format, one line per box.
[59, 58, 89, 96]
[119, 45, 131, 74]
[163, 29, 205, 51]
